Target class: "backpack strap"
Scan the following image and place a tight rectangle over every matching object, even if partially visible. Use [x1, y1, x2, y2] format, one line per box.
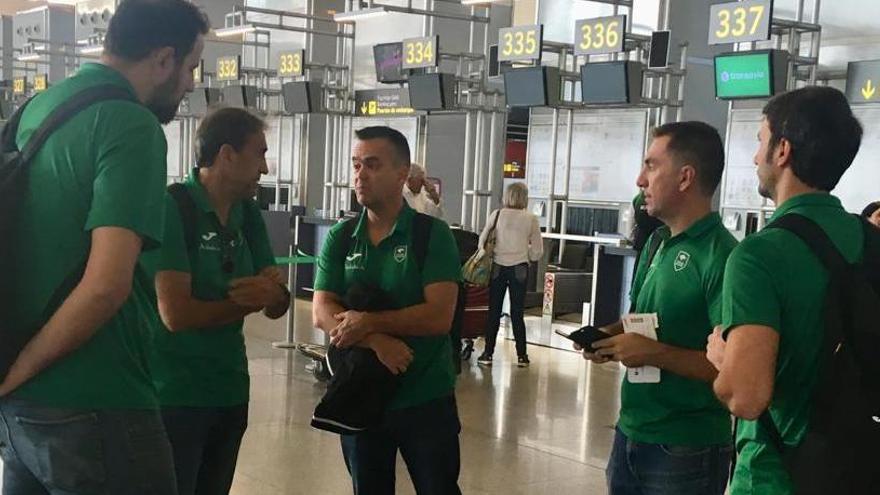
[766, 213, 849, 273]
[167, 183, 200, 256]
[643, 231, 664, 268]
[19, 84, 134, 165]
[337, 215, 360, 263]
[411, 212, 433, 273]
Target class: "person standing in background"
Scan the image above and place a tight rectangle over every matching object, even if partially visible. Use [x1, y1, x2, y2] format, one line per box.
[477, 182, 543, 368]
[403, 163, 445, 220]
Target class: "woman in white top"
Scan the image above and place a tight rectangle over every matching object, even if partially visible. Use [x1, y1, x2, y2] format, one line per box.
[477, 182, 543, 368]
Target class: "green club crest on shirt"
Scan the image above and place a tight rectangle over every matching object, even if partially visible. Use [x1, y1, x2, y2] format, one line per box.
[394, 245, 408, 263]
[674, 250, 691, 272]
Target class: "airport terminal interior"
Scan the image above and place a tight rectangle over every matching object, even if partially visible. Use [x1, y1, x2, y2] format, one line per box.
[1, 0, 879, 493]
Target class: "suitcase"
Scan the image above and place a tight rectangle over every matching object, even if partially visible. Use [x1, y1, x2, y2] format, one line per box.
[460, 283, 490, 360]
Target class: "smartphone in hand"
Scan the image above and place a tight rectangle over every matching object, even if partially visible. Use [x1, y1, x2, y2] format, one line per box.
[555, 326, 609, 352]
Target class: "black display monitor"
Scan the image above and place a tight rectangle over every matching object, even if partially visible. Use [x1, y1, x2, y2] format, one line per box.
[189, 88, 221, 116]
[373, 42, 407, 84]
[222, 85, 258, 108]
[580, 61, 643, 104]
[503, 66, 560, 107]
[282, 81, 322, 113]
[408, 73, 455, 111]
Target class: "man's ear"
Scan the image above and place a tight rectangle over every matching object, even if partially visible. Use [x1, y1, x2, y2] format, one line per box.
[679, 164, 697, 193]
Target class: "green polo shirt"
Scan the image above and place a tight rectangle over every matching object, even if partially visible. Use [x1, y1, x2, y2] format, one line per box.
[620, 212, 737, 446]
[314, 204, 460, 410]
[140, 172, 276, 407]
[722, 193, 863, 495]
[7, 63, 166, 408]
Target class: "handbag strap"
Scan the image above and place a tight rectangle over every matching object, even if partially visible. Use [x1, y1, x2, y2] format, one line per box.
[483, 209, 501, 250]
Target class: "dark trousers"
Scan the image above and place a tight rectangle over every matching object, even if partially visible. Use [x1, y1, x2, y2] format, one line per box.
[161, 405, 248, 495]
[340, 395, 461, 495]
[484, 262, 529, 357]
[0, 399, 177, 495]
[606, 428, 732, 495]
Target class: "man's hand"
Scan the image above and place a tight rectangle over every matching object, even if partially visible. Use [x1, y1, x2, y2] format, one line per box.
[331, 310, 373, 348]
[228, 276, 286, 309]
[573, 342, 612, 364]
[592, 333, 664, 368]
[260, 266, 286, 285]
[0, 371, 25, 397]
[368, 334, 414, 375]
[706, 326, 726, 371]
[423, 181, 440, 205]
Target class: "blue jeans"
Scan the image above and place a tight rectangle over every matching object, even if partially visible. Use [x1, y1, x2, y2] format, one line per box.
[485, 263, 529, 357]
[607, 428, 732, 495]
[161, 405, 248, 495]
[340, 395, 461, 495]
[0, 399, 177, 495]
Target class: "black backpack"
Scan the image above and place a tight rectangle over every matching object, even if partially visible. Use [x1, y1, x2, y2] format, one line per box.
[761, 213, 880, 494]
[0, 85, 134, 379]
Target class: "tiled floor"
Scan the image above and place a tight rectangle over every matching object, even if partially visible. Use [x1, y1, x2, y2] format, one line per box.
[0, 299, 623, 495]
[232, 300, 622, 494]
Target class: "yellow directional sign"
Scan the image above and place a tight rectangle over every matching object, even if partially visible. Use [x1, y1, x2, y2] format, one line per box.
[354, 89, 414, 116]
[845, 60, 880, 104]
[862, 79, 875, 100]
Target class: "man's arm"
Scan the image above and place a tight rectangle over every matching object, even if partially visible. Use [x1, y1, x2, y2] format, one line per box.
[713, 324, 778, 419]
[155, 271, 258, 332]
[330, 281, 457, 347]
[0, 227, 142, 395]
[593, 332, 719, 382]
[313, 290, 346, 334]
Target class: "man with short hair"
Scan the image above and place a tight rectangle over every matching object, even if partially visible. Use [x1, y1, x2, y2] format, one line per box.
[403, 162, 444, 219]
[708, 86, 865, 494]
[313, 126, 462, 494]
[0, 1, 208, 492]
[580, 121, 736, 495]
[142, 107, 290, 495]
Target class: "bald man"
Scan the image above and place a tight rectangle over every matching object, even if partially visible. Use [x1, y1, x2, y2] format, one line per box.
[403, 163, 445, 220]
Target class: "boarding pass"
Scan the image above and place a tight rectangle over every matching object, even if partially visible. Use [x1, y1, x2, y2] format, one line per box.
[622, 313, 661, 384]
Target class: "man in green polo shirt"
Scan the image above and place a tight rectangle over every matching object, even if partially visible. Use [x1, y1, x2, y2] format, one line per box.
[313, 126, 461, 494]
[141, 107, 289, 495]
[708, 87, 865, 495]
[580, 122, 736, 495]
[0, 1, 208, 493]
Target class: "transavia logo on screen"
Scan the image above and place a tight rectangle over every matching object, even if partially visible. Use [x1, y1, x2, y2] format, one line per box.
[724, 70, 766, 81]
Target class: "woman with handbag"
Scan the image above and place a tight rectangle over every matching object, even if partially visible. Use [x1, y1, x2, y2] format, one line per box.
[475, 182, 543, 368]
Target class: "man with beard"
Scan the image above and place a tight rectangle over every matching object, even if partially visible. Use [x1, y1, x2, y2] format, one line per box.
[141, 107, 289, 495]
[707, 87, 865, 494]
[0, 1, 208, 493]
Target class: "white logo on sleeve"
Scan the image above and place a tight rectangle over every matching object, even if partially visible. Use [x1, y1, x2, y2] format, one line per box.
[673, 251, 691, 272]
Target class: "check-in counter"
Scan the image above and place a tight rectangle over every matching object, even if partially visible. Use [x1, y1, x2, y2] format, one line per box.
[294, 215, 341, 297]
[517, 234, 635, 351]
